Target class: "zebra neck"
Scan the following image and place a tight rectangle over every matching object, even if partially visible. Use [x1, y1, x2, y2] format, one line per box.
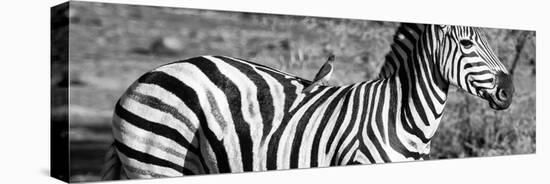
[375, 25, 449, 160]
[377, 23, 426, 79]
[396, 25, 449, 144]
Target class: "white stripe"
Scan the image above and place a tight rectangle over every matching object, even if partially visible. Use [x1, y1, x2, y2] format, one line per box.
[118, 150, 181, 178]
[367, 82, 389, 154]
[132, 83, 200, 131]
[380, 81, 390, 145]
[114, 114, 198, 172]
[120, 88, 196, 143]
[157, 62, 243, 172]
[253, 69, 285, 170]
[340, 141, 359, 165]
[298, 87, 345, 168]
[353, 151, 371, 164]
[361, 84, 384, 163]
[325, 87, 357, 160]
[277, 88, 330, 169]
[333, 85, 364, 162]
[318, 89, 348, 166]
[205, 56, 264, 172]
[156, 62, 233, 140]
[289, 80, 307, 111]
[113, 114, 190, 160]
[233, 59, 286, 171]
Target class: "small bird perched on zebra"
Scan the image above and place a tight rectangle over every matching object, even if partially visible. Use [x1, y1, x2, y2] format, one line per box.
[303, 54, 335, 93]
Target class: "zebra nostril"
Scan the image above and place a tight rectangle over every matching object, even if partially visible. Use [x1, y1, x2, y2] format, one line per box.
[498, 88, 508, 100]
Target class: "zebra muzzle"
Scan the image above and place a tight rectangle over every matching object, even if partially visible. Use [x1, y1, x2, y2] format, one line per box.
[483, 72, 514, 110]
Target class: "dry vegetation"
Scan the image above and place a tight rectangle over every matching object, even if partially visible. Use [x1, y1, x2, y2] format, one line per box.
[55, 1, 536, 182]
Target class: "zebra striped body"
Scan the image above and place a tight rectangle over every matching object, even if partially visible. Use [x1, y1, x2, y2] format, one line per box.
[103, 23, 513, 179]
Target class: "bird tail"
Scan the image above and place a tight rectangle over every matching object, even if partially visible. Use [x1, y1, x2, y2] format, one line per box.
[101, 142, 124, 180]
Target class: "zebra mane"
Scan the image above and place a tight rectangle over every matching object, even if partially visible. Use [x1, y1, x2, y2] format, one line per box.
[376, 23, 427, 79]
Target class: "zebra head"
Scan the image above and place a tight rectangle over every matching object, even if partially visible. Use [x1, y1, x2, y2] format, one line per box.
[434, 25, 514, 110]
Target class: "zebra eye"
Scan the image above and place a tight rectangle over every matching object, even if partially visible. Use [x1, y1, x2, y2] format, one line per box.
[459, 39, 474, 48]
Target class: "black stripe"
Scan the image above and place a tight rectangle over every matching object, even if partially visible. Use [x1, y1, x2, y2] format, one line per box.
[357, 143, 375, 163]
[399, 26, 418, 43]
[380, 54, 397, 78]
[115, 140, 194, 175]
[472, 78, 494, 84]
[346, 150, 360, 165]
[421, 43, 446, 104]
[450, 47, 459, 80]
[415, 47, 444, 118]
[464, 62, 487, 69]
[431, 48, 449, 93]
[365, 81, 391, 162]
[185, 57, 254, 172]
[254, 67, 299, 114]
[425, 28, 434, 54]
[397, 55, 430, 143]
[465, 70, 493, 76]
[309, 86, 353, 167]
[336, 139, 357, 165]
[395, 36, 412, 54]
[462, 52, 479, 58]
[266, 86, 326, 170]
[189, 131, 210, 174]
[403, 40, 431, 126]
[330, 85, 363, 165]
[115, 102, 199, 156]
[215, 56, 275, 144]
[414, 48, 438, 118]
[125, 91, 196, 132]
[137, 70, 230, 173]
[406, 23, 424, 34]
[456, 51, 464, 89]
[324, 89, 355, 154]
[378, 23, 428, 78]
[356, 83, 375, 163]
[374, 80, 388, 143]
[387, 77, 423, 159]
[289, 87, 340, 168]
[401, 106, 430, 143]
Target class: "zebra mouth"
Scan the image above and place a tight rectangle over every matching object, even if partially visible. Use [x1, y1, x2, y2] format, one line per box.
[487, 96, 501, 110]
[479, 88, 512, 110]
[481, 90, 498, 110]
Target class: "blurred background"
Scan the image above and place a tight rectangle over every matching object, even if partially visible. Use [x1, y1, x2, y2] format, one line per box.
[51, 1, 536, 182]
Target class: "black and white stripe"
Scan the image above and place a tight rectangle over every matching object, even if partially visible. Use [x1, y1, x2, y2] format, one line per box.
[102, 23, 513, 179]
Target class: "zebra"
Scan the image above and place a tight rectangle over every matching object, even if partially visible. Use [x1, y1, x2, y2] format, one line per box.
[101, 23, 514, 180]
